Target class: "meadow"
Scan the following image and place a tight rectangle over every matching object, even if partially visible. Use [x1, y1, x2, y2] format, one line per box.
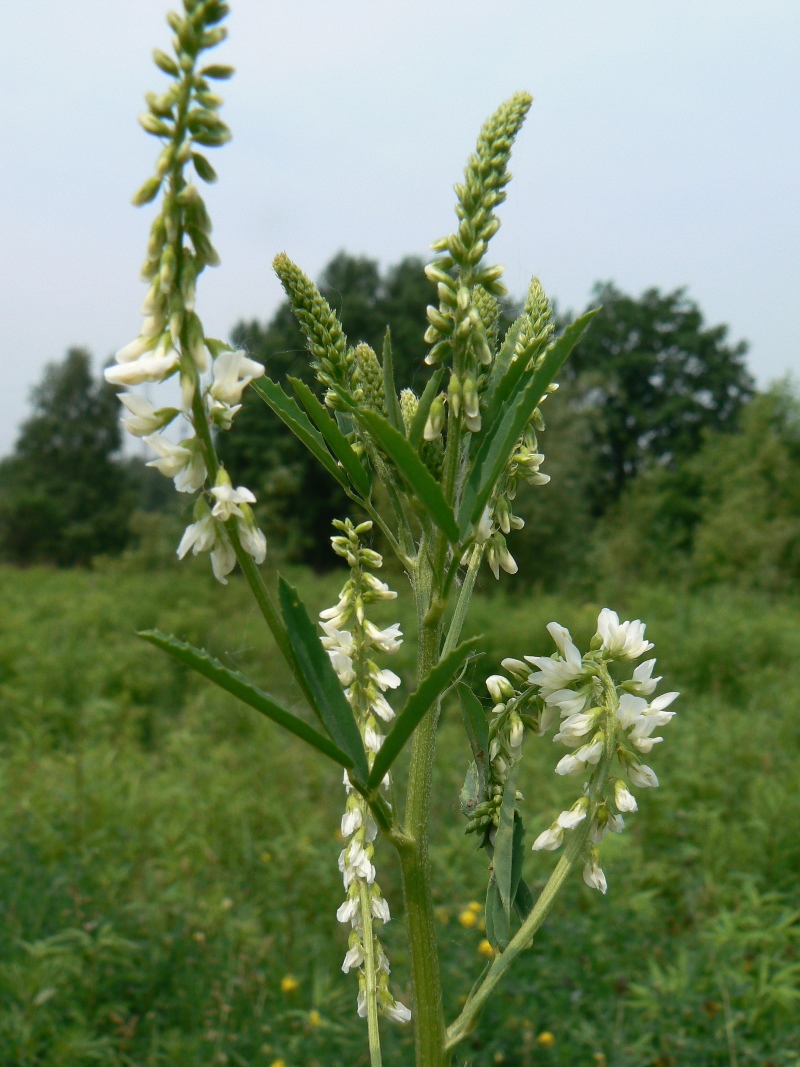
[1, 552, 798, 1066]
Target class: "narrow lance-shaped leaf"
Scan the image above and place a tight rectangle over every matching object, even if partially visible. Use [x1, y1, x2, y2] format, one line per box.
[381, 328, 404, 434]
[510, 811, 526, 905]
[486, 876, 510, 951]
[493, 762, 520, 921]
[278, 578, 369, 783]
[458, 682, 489, 765]
[367, 637, 480, 790]
[288, 376, 372, 498]
[252, 378, 349, 492]
[481, 315, 525, 419]
[138, 630, 353, 767]
[357, 409, 460, 543]
[408, 366, 445, 448]
[458, 308, 599, 538]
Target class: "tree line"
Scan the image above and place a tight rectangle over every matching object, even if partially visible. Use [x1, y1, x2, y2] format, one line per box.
[1, 252, 796, 591]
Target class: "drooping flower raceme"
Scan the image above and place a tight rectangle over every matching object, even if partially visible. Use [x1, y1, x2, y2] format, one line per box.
[103, 3, 266, 583]
[487, 609, 677, 894]
[321, 519, 411, 1025]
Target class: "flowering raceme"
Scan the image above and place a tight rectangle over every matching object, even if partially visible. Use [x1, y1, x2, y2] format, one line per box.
[478, 609, 678, 895]
[321, 519, 411, 1025]
[103, 8, 267, 583]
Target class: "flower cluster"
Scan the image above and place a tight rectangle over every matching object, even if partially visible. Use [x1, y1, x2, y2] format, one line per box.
[494, 609, 678, 893]
[104, 1, 267, 583]
[321, 520, 411, 1024]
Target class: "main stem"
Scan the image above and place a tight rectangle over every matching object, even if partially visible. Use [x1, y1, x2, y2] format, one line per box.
[397, 566, 448, 1067]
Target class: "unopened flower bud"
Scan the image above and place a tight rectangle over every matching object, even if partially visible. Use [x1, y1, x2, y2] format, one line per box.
[423, 396, 445, 441]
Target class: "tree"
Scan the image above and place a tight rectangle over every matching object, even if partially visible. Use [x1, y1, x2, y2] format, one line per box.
[566, 283, 754, 510]
[0, 348, 132, 566]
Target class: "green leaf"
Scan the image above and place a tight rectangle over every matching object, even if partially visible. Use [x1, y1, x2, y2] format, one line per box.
[252, 378, 349, 492]
[458, 309, 598, 538]
[514, 874, 534, 922]
[481, 315, 525, 418]
[278, 578, 369, 783]
[288, 377, 372, 498]
[510, 811, 526, 904]
[367, 637, 480, 790]
[357, 410, 460, 543]
[493, 763, 520, 922]
[485, 876, 510, 951]
[457, 682, 489, 767]
[459, 761, 483, 817]
[381, 328, 404, 434]
[138, 630, 353, 767]
[408, 367, 445, 448]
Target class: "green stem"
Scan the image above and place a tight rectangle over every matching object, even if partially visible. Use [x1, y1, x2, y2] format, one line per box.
[442, 545, 482, 657]
[396, 570, 447, 1066]
[445, 827, 589, 1051]
[446, 668, 620, 1052]
[359, 879, 384, 1067]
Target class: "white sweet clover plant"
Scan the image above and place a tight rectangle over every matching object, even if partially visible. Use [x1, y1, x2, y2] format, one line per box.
[117, 4, 679, 1065]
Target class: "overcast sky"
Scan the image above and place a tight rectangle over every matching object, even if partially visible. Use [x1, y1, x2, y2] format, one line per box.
[2, 0, 798, 456]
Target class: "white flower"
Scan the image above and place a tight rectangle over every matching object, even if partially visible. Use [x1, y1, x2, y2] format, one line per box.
[370, 692, 396, 723]
[118, 392, 178, 436]
[104, 345, 181, 387]
[525, 654, 584, 694]
[371, 666, 401, 691]
[347, 841, 376, 883]
[337, 897, 359, 924]
[236, 517, 267, 564]
[607, 813, 625, 833]
[329, 649, 356, 686]
[546, 622, 582, 665]
[144, 433, 206, 492]
[583, 856, 608, 894]
[556, 801, 587, 829]
[371, 895, 391, 923]
[341, 807, 362, 836]
[595, 608, 653, 660]
[532, 825, 564, 851]
[545, 688, 590, 717]
[486, 675, 514, 703]
[209, 350, 265, 405]
[384, 999, 412, 1023]
[475, 506, 494, 544]
[617, 693, 648, 730]
[209, 537, 237, 584]
[364, 621, 403, 653]
[177, 515, 217, 559]
[508, 715, 524, 750]
[629, 658, 661, 696]
[628, 762, 659, 789]
[210, 483, 257, 521]
[553, 711, 597, 746]
[320, 622, 356, 655]
[614, 781, 638, 812]
[364, 726, 384, 753]
[554, 752, 585, 776]
[501, 658, 530, 681]
[342, 942, 364, 973]
[362, 574, 397, 601]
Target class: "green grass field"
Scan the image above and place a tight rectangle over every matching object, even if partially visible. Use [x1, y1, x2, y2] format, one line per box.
[1, 558, 798, 1066]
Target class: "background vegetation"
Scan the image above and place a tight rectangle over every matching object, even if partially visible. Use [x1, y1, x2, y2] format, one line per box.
[0, 261, 797, 1064]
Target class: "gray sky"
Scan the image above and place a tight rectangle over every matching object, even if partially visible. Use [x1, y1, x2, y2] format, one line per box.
[2, 0, 798, 456]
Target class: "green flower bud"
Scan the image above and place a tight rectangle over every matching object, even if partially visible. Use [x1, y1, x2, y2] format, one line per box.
[132, 176, 162, 206]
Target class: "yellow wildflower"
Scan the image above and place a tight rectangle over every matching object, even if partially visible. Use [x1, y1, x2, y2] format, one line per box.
[280, 975, 299, 994]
